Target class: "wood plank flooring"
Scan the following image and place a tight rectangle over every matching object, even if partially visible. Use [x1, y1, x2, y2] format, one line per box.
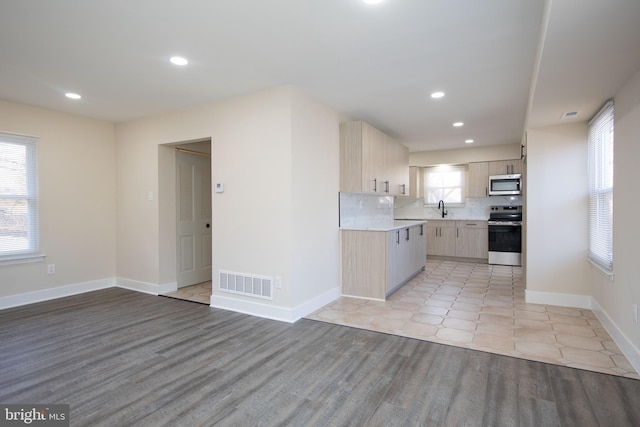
[1, 288, 639, 426]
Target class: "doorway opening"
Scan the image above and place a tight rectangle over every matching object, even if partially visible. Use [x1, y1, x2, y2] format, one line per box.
[161, 139, 213, 305]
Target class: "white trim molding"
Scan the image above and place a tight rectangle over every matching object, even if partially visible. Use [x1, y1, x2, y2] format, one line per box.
[211, 286, 341, 323]
[591, 298, 640, 376]
[292, 286, 341, 322]
[0, 278, 114, 310]
[525, 290, 592, 309]
[116, 277, 176, 295]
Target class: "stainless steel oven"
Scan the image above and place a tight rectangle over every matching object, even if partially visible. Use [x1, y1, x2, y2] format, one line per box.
[488, 206, 522, 266]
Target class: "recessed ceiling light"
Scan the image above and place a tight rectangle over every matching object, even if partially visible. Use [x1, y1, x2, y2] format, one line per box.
[363, 0, 384, 4]
[453, 122, 464, 127]
[65, 92, 81, 100]
[430, 91, 445, 99]
[170, 56, 189, 66]
[465, 139, 474, 144]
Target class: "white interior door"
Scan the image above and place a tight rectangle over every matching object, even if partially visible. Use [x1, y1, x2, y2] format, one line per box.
[176, 150, 212, 287]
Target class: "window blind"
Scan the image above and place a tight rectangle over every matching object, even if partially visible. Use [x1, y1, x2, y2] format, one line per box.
[0, 132, 39, 259]
[587, 101, 614, 273]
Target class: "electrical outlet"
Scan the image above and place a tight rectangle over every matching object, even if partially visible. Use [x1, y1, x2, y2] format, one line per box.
[275, 276, 282, 289]
[47, 264, 56, 275]
[633, 304, 638, 324]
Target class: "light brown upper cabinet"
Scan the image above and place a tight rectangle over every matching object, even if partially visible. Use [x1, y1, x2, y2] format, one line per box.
[340, 121, 409, 195]
[488, 159, 522, 176]
[468, 162, 489, 197]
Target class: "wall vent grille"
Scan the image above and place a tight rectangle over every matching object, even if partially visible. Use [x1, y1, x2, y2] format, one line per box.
[219, 270, 273, 300]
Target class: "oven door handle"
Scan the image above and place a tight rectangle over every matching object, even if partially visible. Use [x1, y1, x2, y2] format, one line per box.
[488, 221, 522, 226]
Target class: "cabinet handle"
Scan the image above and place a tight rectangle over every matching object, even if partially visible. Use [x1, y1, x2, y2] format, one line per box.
[467, 223, 476, 226]
[373, 178, 377, 192]
[420, 224, 424, 235]
[406, 228, 410, 241]
[384, 180, 390, 193]
[457, 228, 459, 238]
[400, 184, 406, 195]
[485, 187, 488, 197]
[396, 230, 400, 244]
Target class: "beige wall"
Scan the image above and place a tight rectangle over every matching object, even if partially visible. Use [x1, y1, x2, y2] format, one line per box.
[525, 123, 590, 297]
[115, 86, 340, 317]
[290, 88, 340, 307]
[410, 143, 521, 166]
[592, 69, 640, 355]
[0, 100, 116, 297]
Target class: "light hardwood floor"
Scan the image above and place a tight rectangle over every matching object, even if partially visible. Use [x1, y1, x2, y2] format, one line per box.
[1, 288, 639, 426]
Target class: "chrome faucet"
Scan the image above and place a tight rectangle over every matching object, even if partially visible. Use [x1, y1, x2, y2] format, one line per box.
[438, 200, 447, 218]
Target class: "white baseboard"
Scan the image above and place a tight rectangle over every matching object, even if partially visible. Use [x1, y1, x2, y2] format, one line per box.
[210, 286, 341, 324]
[525, 290, 592, 309]
[292, 286, 341, 321]
[0, 278, 114, 310]
[210, 294, 297, 323]
[591, 298, 640, 375]
[116, 277, 176, 295]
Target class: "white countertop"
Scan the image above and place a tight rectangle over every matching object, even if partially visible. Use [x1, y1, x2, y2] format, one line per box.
[395, 217, 488, 221]
[340, 220, 427, 232]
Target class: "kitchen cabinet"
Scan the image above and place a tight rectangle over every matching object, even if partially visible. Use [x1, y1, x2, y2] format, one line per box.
[408, 166, 423, 199]
[341, 223, 426, 299]
[426, 220, 457, 257]
[426, 220, 488, 260]
[489, 159, 522, 176]
[456, 221, 488, 259]
[340, 120, 409, 195]
[468, 162, 489, 197]
[388, 137, 410, 195]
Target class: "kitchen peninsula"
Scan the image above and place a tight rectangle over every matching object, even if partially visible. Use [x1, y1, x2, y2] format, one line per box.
[340, 219, 426, 300]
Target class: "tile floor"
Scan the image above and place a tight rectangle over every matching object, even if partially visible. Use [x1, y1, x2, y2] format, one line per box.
[307, 259, 640, 379]
[162, 281, 212, 305]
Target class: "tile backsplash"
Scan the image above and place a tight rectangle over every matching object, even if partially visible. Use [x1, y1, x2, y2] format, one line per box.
[339, 193, 394, 227]
[394, 195, 522, 220]
[339, 192, 522, 226]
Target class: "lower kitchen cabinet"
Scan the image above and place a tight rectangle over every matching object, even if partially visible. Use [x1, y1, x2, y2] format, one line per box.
[341, 224, 426, 300]
[426, 220, 457, 257]
[426, 220, 488, 260]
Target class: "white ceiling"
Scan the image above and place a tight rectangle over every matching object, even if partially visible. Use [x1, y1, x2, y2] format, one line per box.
[1, 0, 639, 152]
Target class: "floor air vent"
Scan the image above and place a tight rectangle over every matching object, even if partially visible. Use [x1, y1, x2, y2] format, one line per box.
[219, 270, 273, 300]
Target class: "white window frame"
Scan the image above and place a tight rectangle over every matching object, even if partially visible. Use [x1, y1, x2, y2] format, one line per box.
[0, 132, 43, 265]
[587, 101, 614, 277]
[423, 165, 465, 206]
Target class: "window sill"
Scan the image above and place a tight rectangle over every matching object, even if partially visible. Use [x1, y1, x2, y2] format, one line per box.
[0, 253, 46, 267]
[588, 258, 615, 281]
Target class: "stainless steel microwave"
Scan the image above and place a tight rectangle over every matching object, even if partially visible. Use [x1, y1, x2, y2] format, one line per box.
[489, 174, 522, 196]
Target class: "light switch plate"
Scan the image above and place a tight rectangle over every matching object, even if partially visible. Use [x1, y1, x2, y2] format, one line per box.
[215, 182, 224, 193]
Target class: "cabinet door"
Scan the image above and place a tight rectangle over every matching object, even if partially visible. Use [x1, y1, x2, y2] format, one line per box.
[489, 159, 522, 176]
[411, 224, 427, 272]
[386, 229, 403, 293]
[362, 123, 387, 193]
[389, 140, 409, 196]
[426, 221, 456, 256]
[456, 221, 488, 259]
[409, 166, 423, 199]
[468, 162, 489, 197]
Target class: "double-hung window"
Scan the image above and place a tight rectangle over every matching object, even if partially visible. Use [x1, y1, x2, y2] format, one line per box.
[587, 101, 614, 275]
[424, 165, 465, 205]
[0, 132, 40, 263]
